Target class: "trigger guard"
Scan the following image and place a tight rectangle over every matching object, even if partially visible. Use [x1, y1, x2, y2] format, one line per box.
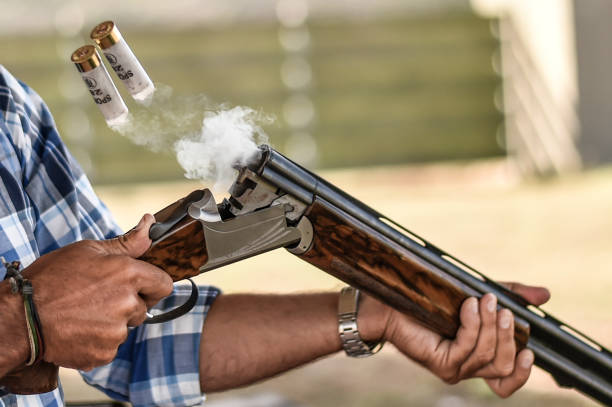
[143, 279, 199, 324]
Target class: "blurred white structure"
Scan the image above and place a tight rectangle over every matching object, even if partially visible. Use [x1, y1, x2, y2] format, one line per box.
[471, 0, 582, 175]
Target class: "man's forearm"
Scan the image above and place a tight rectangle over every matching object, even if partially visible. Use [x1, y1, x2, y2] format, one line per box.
[199, 292, 388, 392]
[0, 281, 29, 377]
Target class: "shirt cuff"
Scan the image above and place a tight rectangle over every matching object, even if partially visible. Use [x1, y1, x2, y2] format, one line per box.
[81, 284, 221, 407]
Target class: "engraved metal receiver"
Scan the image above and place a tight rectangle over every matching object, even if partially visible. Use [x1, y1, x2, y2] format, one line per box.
[146, 175, 314, 274]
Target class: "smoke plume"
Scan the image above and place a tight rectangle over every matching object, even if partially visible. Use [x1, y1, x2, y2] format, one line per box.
[175, 107, 270, 189]
[111, 84, 271, 190]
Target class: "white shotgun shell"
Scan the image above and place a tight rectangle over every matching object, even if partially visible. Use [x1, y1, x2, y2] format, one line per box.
[71, 45, 129, 127]
[91, 21, 155, 102]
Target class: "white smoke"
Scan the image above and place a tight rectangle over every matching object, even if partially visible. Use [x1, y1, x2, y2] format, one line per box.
[111, 85, 272, 190]
[111, 84, 210, 151]
[174, 107, 270, 189]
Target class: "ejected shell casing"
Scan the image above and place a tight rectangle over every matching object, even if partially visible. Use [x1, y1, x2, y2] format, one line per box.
[91, 21, 155, 102]
[71, 45, 129, 127]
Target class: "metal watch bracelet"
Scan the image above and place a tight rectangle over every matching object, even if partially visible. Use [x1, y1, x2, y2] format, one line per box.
[338, 286, 384, 358]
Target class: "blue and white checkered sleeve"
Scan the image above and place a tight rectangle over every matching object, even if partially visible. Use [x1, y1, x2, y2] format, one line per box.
[0, 66, 224, 407]
[80, 282, 221, 407]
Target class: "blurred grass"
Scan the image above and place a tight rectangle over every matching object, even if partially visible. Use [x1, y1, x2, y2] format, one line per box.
[61, 160, 611, 407]
[0, 11, 503, 184]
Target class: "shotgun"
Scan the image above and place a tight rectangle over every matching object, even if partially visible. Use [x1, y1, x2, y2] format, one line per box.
[3, 145, 612, 405]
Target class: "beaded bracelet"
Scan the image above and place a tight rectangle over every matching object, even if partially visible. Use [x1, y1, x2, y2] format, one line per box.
[2, 257, 44, 366]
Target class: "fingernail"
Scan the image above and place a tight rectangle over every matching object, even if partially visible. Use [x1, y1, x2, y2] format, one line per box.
[500, 311, 511, 329]
[469, 297, 479, 314]
[487, 294, 497, 313]
[521, 351, 534, 368]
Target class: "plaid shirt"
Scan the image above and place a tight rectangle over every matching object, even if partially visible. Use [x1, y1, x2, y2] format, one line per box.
[0, 65, 220, 407]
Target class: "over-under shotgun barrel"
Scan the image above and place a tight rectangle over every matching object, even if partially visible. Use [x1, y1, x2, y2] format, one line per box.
[250, 146, 612, 406]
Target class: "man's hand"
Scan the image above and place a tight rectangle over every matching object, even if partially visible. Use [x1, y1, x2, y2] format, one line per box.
[21, 214, 173, 370]
[375, 284, 550, 397]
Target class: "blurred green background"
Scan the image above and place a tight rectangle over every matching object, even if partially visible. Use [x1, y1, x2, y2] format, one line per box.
[1, 0, 610, 406]
[0, 9, 503, 184]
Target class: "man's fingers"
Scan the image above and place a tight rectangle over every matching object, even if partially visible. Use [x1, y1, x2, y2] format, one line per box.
[126, 296, 149, 327]
[491, 309, 517, 374]
[473, 308, 516, 378]
[131, 261, 174, 307]
[457, 294, 498, 378]
[501, 282, 551, 306]
[486, 349, 534, 398]
[442, 297, 480, 379]
[106, 213, 156, 258]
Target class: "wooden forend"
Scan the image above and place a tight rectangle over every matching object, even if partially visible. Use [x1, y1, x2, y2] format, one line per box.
[296, 197, 529, 348]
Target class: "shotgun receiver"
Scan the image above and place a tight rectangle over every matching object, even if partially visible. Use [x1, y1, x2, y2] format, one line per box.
[3, 146, 611, 405]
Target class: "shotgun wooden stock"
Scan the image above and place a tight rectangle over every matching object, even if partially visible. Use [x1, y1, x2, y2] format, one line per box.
[140, 216, 206, 282]
[140, 189, 208, 281]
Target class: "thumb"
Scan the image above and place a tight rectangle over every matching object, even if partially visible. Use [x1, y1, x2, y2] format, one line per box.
[501, 282, 551, 306]
[106, 214, 156, 258]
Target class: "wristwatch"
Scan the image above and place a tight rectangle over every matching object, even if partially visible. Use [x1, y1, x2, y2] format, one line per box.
[338, 286, 384, 358]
